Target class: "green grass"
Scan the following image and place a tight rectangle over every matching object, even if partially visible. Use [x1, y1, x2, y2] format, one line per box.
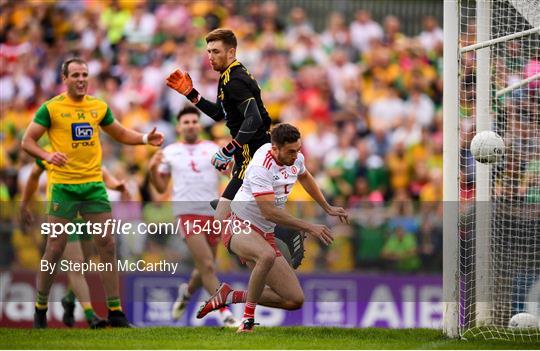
[0, 327, 539, 349]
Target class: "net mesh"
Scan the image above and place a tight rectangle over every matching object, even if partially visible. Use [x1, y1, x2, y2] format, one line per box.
[458, 0, 540, 341]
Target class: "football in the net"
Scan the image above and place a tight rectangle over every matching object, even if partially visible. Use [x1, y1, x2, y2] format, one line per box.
[470, 131, 505, 164]
[508, 312, 539, 329]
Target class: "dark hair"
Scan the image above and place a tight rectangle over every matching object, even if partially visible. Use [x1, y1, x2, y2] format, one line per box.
[270, 123, 301, 147]
[61, 57, 87, 78]
[205, 28, 237, 49]
[177, 106, 200, 121]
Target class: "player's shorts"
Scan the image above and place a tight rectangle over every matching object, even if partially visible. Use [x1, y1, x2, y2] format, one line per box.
[222, 135, 270, 200]
[48, 181, 111, 220]
[178, 215, 221, 247]
[223, 213, 282, 265]
[67, 216, 92, 243]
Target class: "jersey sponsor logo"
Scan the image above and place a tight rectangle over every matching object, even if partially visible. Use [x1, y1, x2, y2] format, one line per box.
[72, 123, 93, 140]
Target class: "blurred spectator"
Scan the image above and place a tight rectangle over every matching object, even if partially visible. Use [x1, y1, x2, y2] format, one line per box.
[285, 7, 314, 45]
[381, 225, 421, 272]
[382, 15, 404, 47]
[320, 12, 350, 54]
[349, 9, 383, 54]
[417, 16, 443, 53]
[100, 0, 131, 46]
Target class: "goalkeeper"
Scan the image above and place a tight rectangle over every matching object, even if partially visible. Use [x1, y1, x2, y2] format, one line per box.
[166, 28, 304, 267]
[166, 28, 270, 215]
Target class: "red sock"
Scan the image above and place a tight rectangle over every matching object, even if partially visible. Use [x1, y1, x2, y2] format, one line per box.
[243, 301, 256, 320]
[226, 290, 247, 304]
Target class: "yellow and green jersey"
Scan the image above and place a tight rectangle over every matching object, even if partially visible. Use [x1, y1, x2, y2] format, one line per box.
[33, 93, 114, 184]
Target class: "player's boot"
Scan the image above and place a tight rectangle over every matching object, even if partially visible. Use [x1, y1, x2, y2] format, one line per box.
[107, 310, 132, 327]
[236, 318, 258, 333]
[61, 295, 76, 327]
[171, 283, 190, 320]
[196, 283, 233, 319]
[220, 308, 240, 328]
[88, 315, 109, 329]
[33, 308, 47, 329]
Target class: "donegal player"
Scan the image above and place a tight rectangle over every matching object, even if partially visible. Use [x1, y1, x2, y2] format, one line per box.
[20, 152, 128, 329]
[21, 57, 164, 328]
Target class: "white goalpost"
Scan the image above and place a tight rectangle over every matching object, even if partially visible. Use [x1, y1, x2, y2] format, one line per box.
[443, 0, 540, 341]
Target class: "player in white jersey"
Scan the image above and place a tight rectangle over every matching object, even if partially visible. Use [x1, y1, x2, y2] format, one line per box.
[149, 106, 238, 327]
[196, 123, 349, 332]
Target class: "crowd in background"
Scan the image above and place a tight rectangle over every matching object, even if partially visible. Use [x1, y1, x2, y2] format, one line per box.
[0, 0, 448, 274]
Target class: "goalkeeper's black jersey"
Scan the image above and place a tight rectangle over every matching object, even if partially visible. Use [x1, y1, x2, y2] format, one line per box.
[217, 60, 271, 143]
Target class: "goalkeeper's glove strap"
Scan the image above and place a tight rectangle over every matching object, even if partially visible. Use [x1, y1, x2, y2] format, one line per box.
[223, 139, 242, 157]
[186, 88, 201, 104]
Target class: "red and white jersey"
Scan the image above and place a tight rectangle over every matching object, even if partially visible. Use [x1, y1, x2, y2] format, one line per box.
[158, 141, 220, 216]
[231, 143, 306, 233]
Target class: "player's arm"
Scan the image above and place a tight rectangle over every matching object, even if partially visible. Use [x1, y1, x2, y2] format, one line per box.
[22, 122, 67, 166]
[250, 166, 333, 245]
[102, 166, 127, 191]
[211, 80, 262, 171]
[20, 162, 45, 227]
[298, 169, 349, 224]
[165, 70, 224, 121]
[148, 150, 171, 193]
[195, 97, 225, 122]
[255, 194, 333, 245]
[102, 120, 164, 146]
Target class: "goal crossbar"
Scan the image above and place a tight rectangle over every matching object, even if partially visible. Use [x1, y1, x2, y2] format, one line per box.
[496, 72, 540, 97]
[460, 26, 540, 53]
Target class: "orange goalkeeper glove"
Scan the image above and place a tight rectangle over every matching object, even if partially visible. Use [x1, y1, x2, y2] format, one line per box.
[166, 70, 200, 103]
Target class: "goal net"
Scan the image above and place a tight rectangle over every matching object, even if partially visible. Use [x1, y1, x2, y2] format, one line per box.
[443, 0, 540, 341]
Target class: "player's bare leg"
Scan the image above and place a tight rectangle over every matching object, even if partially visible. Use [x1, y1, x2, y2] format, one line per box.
[83, 211, 130, 327]
[214, 197, 231, 224]
[34, 215, 69, 328]
[62, 241, 108, 328]
[80, 239, 94, 263]
[172, 235, 215, 320]
[186, 234, 220, 292]
[245, 256, 303, 310]
[186, 268, 202, 295]
[229, 231, 276, 332]
[174, 234, 238, 326]
[196, 233, 303, 332]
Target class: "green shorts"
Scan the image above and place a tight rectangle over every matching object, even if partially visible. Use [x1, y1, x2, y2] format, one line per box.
[67, 216, 93, 243]
[49, 182, 111, 220]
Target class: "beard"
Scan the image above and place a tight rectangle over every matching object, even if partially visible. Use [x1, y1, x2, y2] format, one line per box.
[184, 133, 198, 144]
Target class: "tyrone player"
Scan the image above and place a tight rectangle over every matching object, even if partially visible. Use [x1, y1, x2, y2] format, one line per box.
[149, 106, 239, 327]
[196, 124, 349, 332]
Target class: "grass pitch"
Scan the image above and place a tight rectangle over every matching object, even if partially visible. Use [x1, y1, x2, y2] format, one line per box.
[1, 327, 539, 349]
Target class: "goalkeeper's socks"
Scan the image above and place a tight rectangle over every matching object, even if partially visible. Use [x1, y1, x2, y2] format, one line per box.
[226, 290, 247, 304]
[35, 291, 49, 310]
[63, 289, 76, 304]
[106, 296, 122, 311]
[243, 301, 256, 320]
